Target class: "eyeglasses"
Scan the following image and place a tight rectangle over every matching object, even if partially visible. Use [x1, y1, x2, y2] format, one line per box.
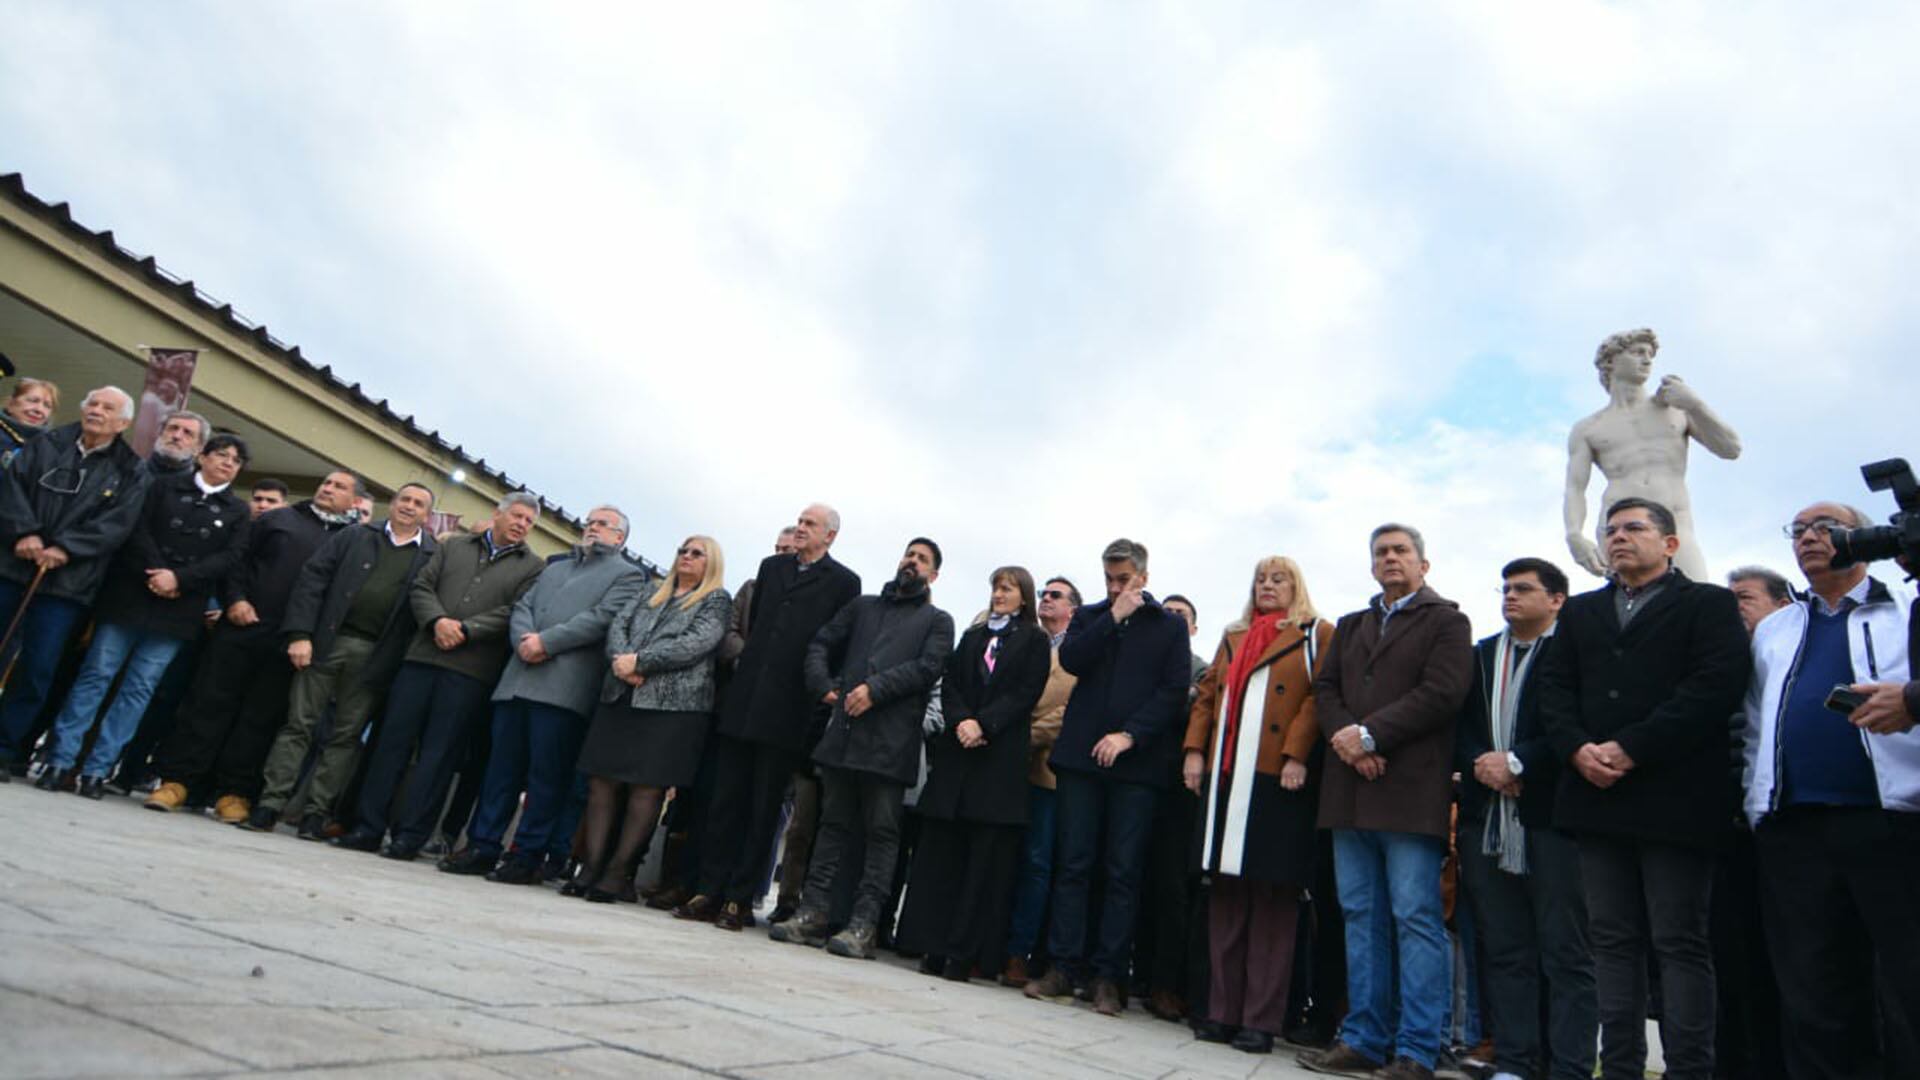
[37, 465, 87, 496]
[1040, 589, 1070, 601]
[676, 546, 707, 558]
[1497, 583, 1544, 596]
[1782, 518, 1843, 540]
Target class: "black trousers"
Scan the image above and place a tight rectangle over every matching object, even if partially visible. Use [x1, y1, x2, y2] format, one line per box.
[150, 623, 295, 799]
[1755, 806, 1920, 1080]
[1133, 783, 1202, 1000]
[1711, 825, 1786, 1080]
[898, 817, 1022, 970]
[354, 662, 493, 847]
[1578, 835, 1716, 1080]
[696, 734, 802, 904]
[800, 767, 905, 928]
[1460, 819, 1598, 1080]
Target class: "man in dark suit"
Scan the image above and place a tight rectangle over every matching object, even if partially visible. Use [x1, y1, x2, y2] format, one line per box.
[676, 503, 861, 931]
[1454, 557, 1596, 1080]
[1538, 497, 1750, 1080]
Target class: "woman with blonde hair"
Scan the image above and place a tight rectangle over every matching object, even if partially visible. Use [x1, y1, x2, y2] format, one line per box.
[1, 377, 58, 465]
[571, 536, 732, 901]
[1181, 555, 1332, 1053]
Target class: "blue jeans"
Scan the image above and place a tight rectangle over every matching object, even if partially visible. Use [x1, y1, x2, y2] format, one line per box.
[45, 623, 184, 777]
[1047, 769, 1159, 980]
[0, 581, 88, 763]
[1006, 784, 1057, 957]
[1333, 828, 1452, 1069]
[467, 698, 586, 862]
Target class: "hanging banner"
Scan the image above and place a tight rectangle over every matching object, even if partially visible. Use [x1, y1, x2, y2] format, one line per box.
[129, 347, 200, 458]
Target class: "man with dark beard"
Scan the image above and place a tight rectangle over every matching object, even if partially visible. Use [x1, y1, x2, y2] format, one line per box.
[769, 538, 954, 959]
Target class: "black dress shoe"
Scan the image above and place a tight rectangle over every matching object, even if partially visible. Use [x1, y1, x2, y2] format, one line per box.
[380, 841, 421, 862]
[1194, 1019, 1236, 1044]
[296, 813, 329, 841]
[438, 849, 498, 875]
[918, 955, 945, 976]
[1230, 1028, 1274, 1054]
[487, 858, 540, 885]
[33, 767, 67, 791]
[584, 887, 620, 904]
[238, 805, 279, 832]
[671, 894, 718, 922]
[76, 776, 107, 800]
[713, 900, 748, 931]
[942, 957, 973, 982]
[332, 828, 383, 853]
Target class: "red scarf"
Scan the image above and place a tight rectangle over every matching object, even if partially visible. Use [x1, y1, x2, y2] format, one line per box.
[1218, 611, 1287, 777]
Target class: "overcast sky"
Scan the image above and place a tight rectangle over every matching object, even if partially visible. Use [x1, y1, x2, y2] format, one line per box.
[4, 2, 1916, 643]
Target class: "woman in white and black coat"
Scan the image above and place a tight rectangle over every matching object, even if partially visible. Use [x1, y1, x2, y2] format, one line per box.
[571, 536, 732, 901]
[1181, 555, 1332, 1054]
[898, 566, 1052, 981]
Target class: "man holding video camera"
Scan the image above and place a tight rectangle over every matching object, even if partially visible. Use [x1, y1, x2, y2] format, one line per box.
[1741, 501, 1920, 1079]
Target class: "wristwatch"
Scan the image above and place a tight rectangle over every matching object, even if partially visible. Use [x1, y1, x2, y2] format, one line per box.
[1506, 751, 1524, 776]
[1358, 726, 1376, 754]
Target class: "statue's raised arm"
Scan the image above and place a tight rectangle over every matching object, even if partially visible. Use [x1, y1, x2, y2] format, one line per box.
[1562, 329, 1741, 580]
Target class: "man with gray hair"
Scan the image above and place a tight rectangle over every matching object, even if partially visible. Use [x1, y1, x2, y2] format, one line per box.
[337, 492, 547, 858]
[1024, 538, 1193, 1016]
[1300, 523, 1472, 1079]
[441, 505, 647, 882]
[1727, 565, 1794, 635]
[145, 409, 210, 476]
[0, 385, 150, 776]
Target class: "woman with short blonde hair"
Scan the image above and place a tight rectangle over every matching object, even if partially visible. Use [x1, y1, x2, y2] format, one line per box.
[1, 377, 59, 464]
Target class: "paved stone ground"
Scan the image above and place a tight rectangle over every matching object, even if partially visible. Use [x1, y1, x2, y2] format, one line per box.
[3, 782, 1323, 1079]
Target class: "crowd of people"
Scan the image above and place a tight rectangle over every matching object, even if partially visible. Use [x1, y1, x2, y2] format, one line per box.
[3, 373, 1918, 1080]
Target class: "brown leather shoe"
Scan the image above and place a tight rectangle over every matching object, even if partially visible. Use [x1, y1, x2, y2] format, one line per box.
[1369, 1060, 1434, 1080]
[1297, 1040, 1385, 1077]
[671, 893, 718, 922]
[1145, 988, 1186, 1021]
[713, 900, 748, 931]
[1091, 977, 1124, 1016]
[999, 955, 1030, 987]
[212, 794, 251, 824]
[1023, 967, 1074, 1001]
[144, 781, 188, 812]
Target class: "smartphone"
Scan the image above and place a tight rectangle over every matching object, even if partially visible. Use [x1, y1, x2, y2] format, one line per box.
[1824, 684, 1869, 714]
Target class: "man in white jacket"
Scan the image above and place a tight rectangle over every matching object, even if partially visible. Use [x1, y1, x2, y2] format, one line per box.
[1742, 501, 1920, 1079]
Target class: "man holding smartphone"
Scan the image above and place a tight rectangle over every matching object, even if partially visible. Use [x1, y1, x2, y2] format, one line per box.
[1742, 501, 1920, 1079]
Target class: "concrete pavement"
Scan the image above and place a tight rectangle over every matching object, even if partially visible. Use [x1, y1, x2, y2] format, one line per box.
[2, 781, 1322, 1079]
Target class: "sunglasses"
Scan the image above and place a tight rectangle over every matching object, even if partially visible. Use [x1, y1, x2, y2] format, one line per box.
[1040, 589, 1070, 601]
[676, 546, 707, 558]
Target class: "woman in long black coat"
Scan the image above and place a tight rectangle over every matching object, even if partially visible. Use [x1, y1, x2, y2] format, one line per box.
[897, 566, 1052, 981]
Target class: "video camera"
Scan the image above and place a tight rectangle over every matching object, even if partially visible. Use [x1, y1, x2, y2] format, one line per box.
[1827, 458, 1920, 569]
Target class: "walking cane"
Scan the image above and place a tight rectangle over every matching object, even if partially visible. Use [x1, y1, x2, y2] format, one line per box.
[0, 563, 50, 678]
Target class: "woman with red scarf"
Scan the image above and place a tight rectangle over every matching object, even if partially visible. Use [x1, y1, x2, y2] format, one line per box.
[1182, 555, 1332, 1054]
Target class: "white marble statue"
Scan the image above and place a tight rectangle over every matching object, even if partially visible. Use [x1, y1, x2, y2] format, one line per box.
[1562, 328, 1742, 580]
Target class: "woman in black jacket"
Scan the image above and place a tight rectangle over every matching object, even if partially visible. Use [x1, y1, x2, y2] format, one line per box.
[897, 566, 1052, 980]
[0, 377, 57, 467]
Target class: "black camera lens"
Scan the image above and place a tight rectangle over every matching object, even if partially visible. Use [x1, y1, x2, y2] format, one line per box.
[1827, 523, 1904, 569]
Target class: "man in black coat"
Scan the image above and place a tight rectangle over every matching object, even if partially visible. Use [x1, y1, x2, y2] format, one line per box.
[1453, 556, 1596, 1080]
[1024, 538, 1192, 1016]
[0, 386, 149, 774]
[768, 537, 954, 958]
[34, 435, 251, 797]
[1537, 498, 1750, 1080]
[678, 503, 861, 931]
[145, 469, 361, 819]
[245, 483, 438, 836]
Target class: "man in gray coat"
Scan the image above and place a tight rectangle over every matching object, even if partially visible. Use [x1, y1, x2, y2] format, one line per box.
[768, 537, 954, 958]
[439, 507, 647, 883]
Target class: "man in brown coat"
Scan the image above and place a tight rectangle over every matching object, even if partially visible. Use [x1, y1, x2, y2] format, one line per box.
[1299, 523, 1473, 1080]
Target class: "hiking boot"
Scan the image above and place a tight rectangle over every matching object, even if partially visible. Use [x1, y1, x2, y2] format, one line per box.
[237, 805, 279, 832]
[825, 921, 877, 959]
[1024, 967, 1075, 1001]
[1298, 1041, 1385, 1077]
[768, 910, 831, 947]
[1091, 978, 1124, 1016]
[212, 794, 251, 824]
[144, 781, 189, 812]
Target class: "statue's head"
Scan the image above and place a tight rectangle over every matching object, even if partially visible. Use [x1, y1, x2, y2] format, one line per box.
[1594, 327, 1659, 389]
